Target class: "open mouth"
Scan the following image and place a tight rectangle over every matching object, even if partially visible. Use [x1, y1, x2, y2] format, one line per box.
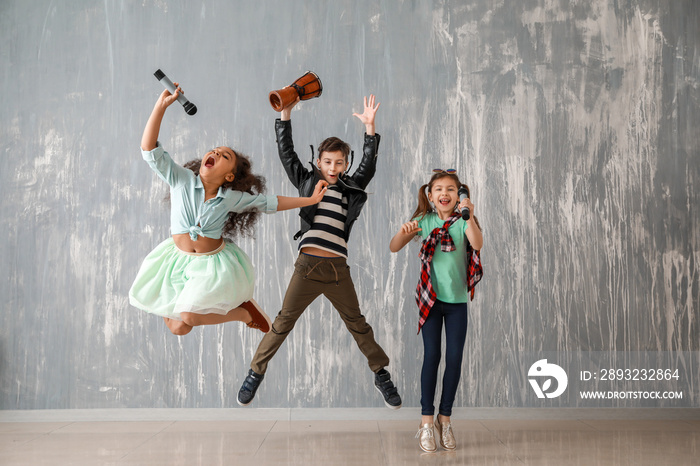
[204, 156, 216, 168]
[438, 198, 452, 206]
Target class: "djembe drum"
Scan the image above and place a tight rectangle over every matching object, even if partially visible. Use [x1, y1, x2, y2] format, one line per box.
[269, 71, 323, 111]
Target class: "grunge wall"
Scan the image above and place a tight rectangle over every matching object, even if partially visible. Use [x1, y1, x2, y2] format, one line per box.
[1, 0, 698, 409]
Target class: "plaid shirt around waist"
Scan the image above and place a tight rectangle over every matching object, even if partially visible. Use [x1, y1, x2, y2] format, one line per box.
[414, 213, 483, 333]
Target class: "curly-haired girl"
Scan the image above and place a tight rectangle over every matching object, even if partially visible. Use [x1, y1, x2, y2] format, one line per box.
[129, 83, 327, 336]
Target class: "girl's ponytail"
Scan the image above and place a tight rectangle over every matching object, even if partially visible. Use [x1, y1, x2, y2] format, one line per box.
[410, 183, 433, 222]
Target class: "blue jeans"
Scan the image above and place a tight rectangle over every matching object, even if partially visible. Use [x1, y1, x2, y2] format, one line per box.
[420, 299, 469, 416]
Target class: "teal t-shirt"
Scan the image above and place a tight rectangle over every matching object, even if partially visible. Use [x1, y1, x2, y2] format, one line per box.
[416, 212, 469, 304]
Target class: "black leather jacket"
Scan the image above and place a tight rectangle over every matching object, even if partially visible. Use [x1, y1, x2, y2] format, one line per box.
[275, 118, 381, 242]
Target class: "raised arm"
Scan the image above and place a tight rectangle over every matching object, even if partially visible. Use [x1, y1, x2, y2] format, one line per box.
[350, 95, 381, 189]
[141, 84, 182, 151]
[276, 180, 328, 211]
[389, 221, 422, 253]
[273, 94, 313, 190]
[458, 197, 483, 250]
[279, 94, 299, 122]
[352, 94, 379, 136]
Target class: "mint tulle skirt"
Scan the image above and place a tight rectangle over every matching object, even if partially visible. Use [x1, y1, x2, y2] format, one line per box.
[129, 238, 255, 320]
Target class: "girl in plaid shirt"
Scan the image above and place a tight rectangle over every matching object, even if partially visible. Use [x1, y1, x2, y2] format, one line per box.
[389, 169, 483, 453]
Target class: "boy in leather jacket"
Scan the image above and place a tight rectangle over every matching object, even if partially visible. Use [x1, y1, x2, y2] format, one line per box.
[237, 95, 401, 409]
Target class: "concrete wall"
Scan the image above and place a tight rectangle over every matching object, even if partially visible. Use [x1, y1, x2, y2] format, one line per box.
[1, 0, 698, 409]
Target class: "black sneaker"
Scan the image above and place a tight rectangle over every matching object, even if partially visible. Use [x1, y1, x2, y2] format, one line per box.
[374, 368, 402, 409]
[237, 369, 264, 406]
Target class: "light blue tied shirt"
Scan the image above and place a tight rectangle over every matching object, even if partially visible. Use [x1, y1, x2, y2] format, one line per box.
[142, 143, 278, 240]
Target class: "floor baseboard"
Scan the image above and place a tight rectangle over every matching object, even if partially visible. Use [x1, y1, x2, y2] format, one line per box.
[2, 407, 699, 422]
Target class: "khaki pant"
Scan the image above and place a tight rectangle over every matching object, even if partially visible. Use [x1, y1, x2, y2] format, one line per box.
[251, 253, 390, 374]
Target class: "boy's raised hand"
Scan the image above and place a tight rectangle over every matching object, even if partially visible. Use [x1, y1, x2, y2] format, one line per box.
[280, 93, 300, 121]
[352, 94, 380, 135]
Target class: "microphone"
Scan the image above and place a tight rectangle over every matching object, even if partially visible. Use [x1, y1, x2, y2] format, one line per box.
[154, 69, 197, 116]
[458, 187, 470, 221]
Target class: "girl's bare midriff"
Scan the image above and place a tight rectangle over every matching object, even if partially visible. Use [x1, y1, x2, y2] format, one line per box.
[173, 233, 225, 254]
[300, 246, 342, 258]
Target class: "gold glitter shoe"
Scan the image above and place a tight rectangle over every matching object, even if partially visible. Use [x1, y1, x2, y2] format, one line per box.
[434, 416, 456, 450]
[415, 423, 437, 453]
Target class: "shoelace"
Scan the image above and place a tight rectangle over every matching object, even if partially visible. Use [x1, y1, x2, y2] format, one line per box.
[415, 425, 434, 439]
[441, 423, 453, 438]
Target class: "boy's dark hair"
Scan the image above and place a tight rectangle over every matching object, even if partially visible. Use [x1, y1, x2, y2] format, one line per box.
[317, 137, 350, 160]
[182, 149, 266, 240]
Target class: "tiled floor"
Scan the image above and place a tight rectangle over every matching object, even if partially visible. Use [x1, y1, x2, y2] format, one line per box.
[1, 415, 699, 465]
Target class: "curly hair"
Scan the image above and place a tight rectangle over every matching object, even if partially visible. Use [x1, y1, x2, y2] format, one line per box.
[181, 149, 267, 240]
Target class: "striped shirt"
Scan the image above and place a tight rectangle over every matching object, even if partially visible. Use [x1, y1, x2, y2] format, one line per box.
[299, 185, 348, 257]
